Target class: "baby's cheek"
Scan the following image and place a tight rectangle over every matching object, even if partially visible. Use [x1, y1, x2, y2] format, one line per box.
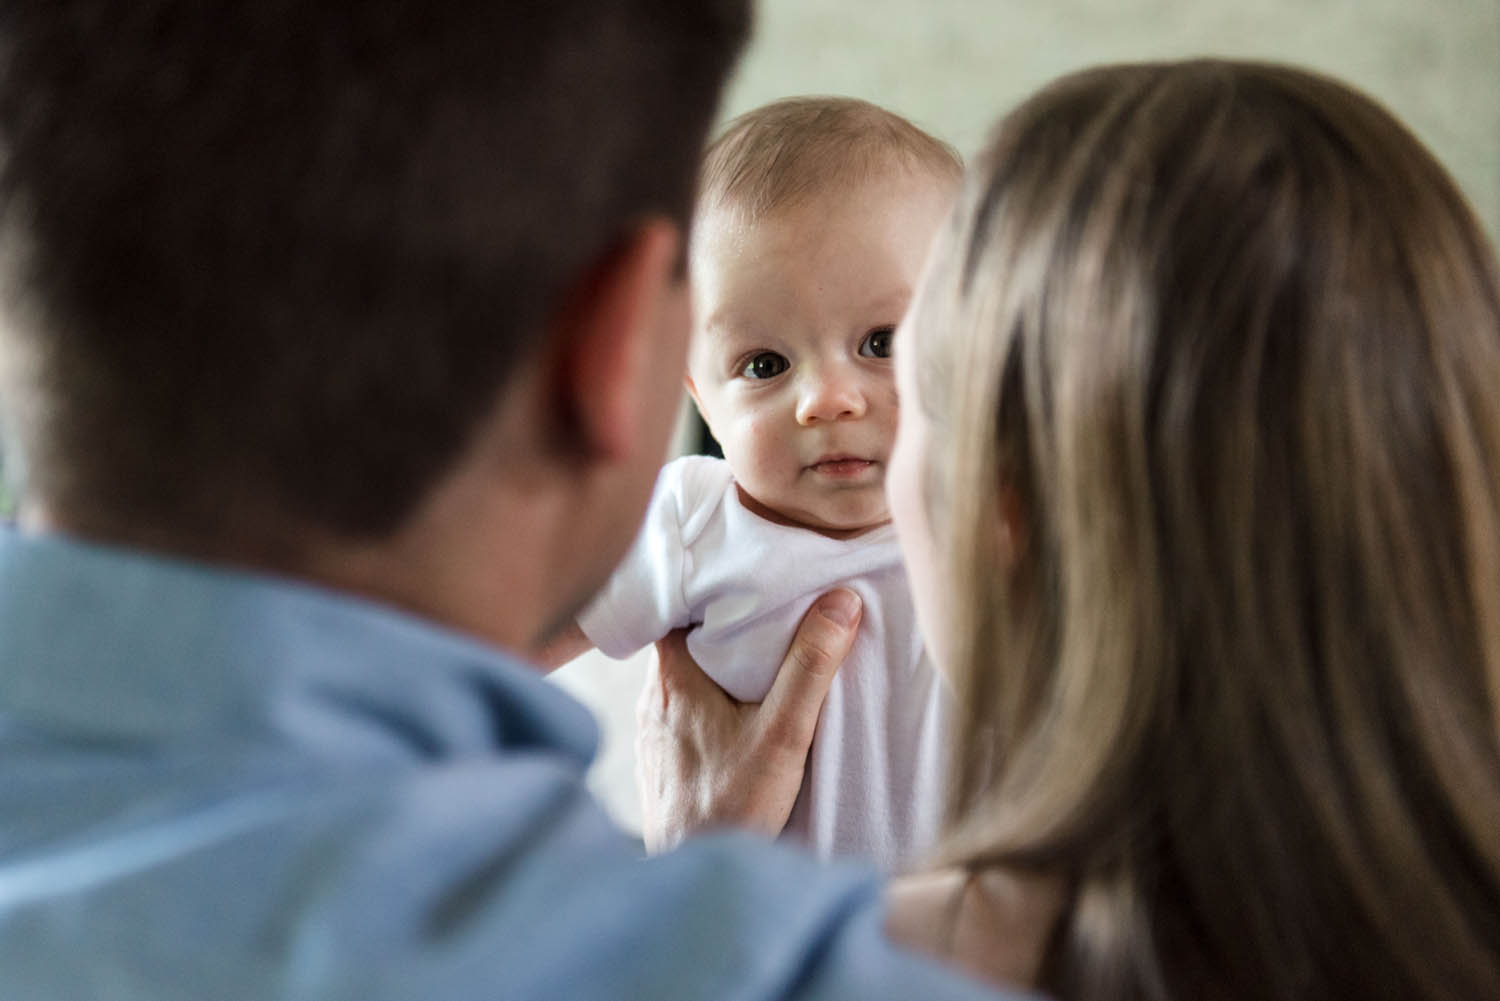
[877, 383, 902, 443]
[733, 414, 784, 480]
[760, 423, 798, 469]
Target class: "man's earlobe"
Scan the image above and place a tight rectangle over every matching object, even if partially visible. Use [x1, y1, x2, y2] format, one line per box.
[552, 218, 684, 462]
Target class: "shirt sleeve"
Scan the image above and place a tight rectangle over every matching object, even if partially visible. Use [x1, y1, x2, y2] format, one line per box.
[576, 460, 693, 658]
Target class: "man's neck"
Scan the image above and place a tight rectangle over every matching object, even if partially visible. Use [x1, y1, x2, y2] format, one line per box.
[28, 478, 566, 662]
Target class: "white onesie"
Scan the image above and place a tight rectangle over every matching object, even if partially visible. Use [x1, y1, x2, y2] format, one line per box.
[580, 454, 950, 871]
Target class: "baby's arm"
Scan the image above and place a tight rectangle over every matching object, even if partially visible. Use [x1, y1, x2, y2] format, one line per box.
[533, 620, 595, 672]
[537, 456, 705, 671]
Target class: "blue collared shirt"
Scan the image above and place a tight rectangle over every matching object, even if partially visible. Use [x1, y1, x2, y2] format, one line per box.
[0, 532, 1013, 1000]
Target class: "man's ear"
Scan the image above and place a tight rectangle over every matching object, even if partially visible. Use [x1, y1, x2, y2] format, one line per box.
[552, 218, 684, 462]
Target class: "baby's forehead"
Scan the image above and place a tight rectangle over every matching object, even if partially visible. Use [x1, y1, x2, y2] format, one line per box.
[697, 214, 893, 295]
[691, 172, 949, 327]
[693, 172, 943, 271]
[693, 158, 952, 243]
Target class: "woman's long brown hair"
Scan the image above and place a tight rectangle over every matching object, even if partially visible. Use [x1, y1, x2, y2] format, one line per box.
[913, 60, 1500, 1000]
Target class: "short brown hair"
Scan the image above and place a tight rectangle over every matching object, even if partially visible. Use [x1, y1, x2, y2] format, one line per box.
[0, 1, 749, 545]
[914, 60, 1500, 1000]
[697, 96, 961, 222]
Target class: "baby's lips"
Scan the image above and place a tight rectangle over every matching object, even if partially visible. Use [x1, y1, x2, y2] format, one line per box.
[807, 452, 879, 468]
[805, 456, 883, 477]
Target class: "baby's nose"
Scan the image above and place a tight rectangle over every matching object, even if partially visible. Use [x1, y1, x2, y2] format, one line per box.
[796, 368, 867, 424]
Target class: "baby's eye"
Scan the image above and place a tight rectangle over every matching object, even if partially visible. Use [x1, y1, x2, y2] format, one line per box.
[740, 352, 789, 379]
[859, 326, 895, 359]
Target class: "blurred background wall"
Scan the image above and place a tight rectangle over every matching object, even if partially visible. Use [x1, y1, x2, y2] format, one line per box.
[553, 0, 1500, 834]
[729, 0, 1498, 242]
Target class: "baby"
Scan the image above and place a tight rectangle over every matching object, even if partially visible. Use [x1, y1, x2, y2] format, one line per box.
[567, 97, 960, 870]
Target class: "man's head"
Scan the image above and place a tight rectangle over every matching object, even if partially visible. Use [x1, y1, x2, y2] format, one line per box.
[0, 1, 749, 555]
[685, 98, 960, 537]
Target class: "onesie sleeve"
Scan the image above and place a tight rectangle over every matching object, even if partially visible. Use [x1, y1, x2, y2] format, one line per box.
[576, 459, 696, 659]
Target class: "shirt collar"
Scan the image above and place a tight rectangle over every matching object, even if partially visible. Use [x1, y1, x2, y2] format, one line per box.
[0, 530, 599, 767]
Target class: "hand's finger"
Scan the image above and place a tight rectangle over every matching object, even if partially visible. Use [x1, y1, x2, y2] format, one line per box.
[652, 627, 727, 705]
[759, 588, 862, 751]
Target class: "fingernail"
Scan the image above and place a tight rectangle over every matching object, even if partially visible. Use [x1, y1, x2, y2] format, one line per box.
[818, 588, 861, 627]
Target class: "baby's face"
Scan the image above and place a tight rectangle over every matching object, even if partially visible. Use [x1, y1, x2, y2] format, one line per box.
[687, 170, 953, 537]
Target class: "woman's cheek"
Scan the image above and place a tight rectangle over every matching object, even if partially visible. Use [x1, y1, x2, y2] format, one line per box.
[889, 425, 947, 670]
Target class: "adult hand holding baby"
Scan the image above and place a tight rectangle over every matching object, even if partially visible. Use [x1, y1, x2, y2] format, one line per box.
[637, 588, 863, 852]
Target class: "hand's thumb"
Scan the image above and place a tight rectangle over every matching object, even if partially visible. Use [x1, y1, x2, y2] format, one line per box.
[761, 588, 862, 750]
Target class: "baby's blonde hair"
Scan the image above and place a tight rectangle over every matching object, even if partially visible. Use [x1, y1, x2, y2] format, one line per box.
[914, 60, 1500, 1001]
[696, 96, 961, 222]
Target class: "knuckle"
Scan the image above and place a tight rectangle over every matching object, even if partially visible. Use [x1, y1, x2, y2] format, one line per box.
[788, 630, 838, 677]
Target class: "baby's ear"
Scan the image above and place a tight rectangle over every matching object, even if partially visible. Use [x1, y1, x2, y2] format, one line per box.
[683, 374, 715, 437]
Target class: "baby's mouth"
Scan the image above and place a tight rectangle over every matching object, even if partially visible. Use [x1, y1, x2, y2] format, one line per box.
[806, 455, 879, 477]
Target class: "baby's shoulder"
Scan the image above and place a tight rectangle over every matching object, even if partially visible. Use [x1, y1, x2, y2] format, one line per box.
[655, 454, 735, 544]
[659, 452, 731, 490]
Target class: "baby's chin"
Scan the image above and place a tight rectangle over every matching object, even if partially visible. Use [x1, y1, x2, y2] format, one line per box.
[737, 485, 891, 540]
[805, 515, 892, 541]
[798, 504, 893, 540]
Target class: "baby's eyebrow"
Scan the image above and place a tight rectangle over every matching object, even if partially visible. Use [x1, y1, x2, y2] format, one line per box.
[698, 286, 914, 342]
[699, 307, 757, 343]
[861, 288, 915, 319]
[700, 307, 733, 335]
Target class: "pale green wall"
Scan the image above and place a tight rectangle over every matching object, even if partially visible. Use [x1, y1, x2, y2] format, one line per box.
[721, 0, 1500, 244]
